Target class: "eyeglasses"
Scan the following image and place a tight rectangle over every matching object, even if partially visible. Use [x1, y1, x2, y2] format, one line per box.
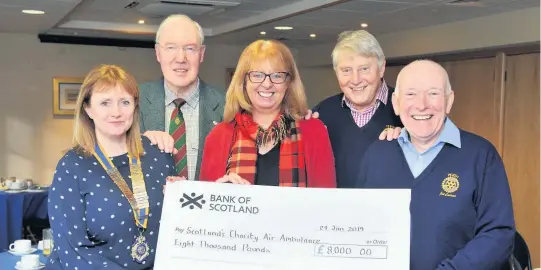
[156, 43, 204, 56]
[246, 71, 290, 84]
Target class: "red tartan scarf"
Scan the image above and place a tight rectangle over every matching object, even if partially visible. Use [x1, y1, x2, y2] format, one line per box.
[227, 112, 307, 187]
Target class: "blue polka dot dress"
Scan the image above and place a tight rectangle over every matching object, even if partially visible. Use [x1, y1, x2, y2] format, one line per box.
[46, 137, 176, 269]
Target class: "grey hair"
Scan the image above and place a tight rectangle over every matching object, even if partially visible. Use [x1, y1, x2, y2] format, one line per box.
[331, 30, 385, 70]
[395, 59, 452, 95]
[155, 14, 205, 45]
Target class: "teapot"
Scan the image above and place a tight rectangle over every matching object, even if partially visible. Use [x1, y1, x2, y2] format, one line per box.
[25, 179, 34, 189]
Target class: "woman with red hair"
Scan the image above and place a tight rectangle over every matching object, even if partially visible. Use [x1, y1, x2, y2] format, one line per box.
[200, 40, 335, 188]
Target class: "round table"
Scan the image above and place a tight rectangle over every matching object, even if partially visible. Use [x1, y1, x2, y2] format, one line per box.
[0, 248, 46, 269]
[0, 189, 48, 252]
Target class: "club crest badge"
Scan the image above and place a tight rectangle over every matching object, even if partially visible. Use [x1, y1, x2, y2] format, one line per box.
[440, 173, 460, 198]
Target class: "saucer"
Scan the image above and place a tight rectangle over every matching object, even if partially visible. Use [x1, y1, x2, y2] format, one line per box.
[25, 189, 45, 193]
[8, 185, 26, 190]
[15, 262, 45, 270]
[9, 247, 37, 255]
[5, 190, 23, 193]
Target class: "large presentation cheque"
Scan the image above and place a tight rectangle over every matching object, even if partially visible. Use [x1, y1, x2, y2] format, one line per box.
[155, 181, 410, 270]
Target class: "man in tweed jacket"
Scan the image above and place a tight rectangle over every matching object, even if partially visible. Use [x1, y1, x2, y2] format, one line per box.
[140, 14, 224, 180]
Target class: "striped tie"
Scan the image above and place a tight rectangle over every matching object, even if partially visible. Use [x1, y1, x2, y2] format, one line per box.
[169, 98, 188, 178]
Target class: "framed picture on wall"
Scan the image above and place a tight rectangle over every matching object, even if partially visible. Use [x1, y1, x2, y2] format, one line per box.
[53, 77, 84, 116]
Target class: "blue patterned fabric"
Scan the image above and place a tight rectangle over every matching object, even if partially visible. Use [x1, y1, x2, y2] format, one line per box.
[46, 137, 175, 269]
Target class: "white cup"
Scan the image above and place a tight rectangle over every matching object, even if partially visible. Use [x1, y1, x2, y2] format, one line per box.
[20, 254, 40, 268]
[10, 239, 31, 252]
[10, 181, 23, 190]
[4, 179, 13, 187]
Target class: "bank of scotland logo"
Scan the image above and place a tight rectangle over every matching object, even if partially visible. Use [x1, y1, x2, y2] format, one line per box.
[180, 193, 206, 209]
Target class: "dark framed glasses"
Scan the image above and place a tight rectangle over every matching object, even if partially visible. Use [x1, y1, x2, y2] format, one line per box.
[246, 71, 290, 84]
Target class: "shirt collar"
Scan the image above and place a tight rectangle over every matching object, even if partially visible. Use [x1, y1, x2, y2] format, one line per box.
[341, 79, 389, 110]
[164, 78, 200, 109]
[398, 117, 461, 152]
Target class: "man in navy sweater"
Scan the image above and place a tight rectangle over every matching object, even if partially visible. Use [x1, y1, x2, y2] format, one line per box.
[313, 30, 402, 188]
[357, 60, 515, 269]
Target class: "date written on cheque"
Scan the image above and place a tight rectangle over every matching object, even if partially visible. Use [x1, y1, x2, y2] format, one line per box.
[314, 244, 388, 259]
[319, 225, 364, 232]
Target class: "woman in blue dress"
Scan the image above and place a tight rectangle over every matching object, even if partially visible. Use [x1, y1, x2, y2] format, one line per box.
[46, 65, 176, 269]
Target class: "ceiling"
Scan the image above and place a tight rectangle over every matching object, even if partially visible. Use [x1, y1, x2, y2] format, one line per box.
[0, 0, 538, 47]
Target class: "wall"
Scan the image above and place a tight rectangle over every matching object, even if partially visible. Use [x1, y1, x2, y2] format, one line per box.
[502, 53, 540, 267]
[0, 8, 539, 266]
[299, 7, 540, 67]
[0, 33, 244, 185]
[298, 7, 540, 110]
[299, 67, 339, 107]
[1, 7, 538, 185]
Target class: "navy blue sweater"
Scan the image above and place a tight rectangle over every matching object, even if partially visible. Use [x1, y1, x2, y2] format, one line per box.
[357, 130, 515, 270]
[313, 90, 401, 188]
